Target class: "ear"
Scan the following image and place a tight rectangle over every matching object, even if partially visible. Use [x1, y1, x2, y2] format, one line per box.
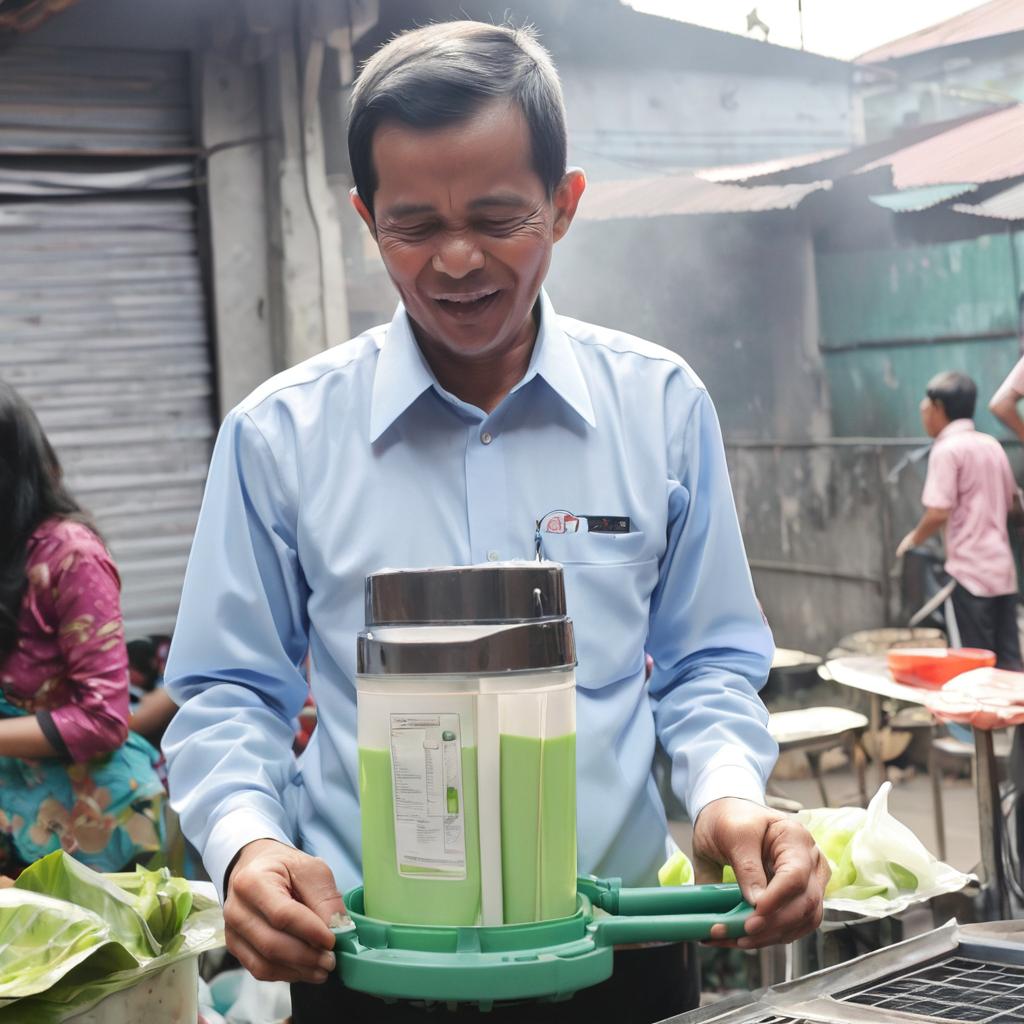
[551, 168, 586, 243]
[350, 188, 377, 240]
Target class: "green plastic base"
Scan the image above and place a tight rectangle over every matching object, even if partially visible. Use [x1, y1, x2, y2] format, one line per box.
[333, 878, 751, 1006]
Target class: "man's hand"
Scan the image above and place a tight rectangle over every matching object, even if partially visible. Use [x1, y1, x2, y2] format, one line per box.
[897, 508, 949, 559]
[692, 798, 828, 949]
[224, 839, 345, 983]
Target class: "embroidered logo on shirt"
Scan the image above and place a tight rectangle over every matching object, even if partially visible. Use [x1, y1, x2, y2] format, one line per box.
[545, 513, 580, 534]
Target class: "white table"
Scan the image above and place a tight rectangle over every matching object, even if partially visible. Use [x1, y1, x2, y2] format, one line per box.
[824, 655, 1009, 919]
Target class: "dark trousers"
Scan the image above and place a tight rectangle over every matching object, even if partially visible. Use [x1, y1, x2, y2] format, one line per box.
[291, 941, 700, 1024]
[950, 584, 1022, 670]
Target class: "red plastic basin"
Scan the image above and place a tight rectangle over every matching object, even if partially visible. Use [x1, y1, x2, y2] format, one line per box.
[888, 647, 997, 689]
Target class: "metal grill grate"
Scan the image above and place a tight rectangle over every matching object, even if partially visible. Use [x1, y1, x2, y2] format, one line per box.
[840, 955, 1024, 1021]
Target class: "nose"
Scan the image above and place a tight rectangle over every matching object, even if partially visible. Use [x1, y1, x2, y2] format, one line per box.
[432, 233, 485, 279]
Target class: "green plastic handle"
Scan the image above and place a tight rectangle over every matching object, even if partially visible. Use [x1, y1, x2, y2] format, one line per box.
[578, 877, 747, 916]
[590, 902, 752, 946]
[612, 883, 746, 917]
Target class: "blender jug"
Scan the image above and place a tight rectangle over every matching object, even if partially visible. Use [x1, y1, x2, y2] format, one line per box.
[356, 563, 577, 927]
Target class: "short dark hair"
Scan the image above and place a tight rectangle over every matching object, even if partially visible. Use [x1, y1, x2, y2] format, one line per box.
[926, 371, 977, 421]
[348, 21, 567, 214]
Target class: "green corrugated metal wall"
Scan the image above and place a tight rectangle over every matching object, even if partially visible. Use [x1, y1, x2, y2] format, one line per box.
[817, 231, 1024, 437]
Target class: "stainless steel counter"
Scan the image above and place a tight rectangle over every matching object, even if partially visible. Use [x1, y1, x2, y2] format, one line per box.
[662, 921, 1024, 1024]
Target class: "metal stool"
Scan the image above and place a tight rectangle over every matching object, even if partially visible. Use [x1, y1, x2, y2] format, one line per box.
[768, 706, 869, 808]
[928, 726, 1011, 861]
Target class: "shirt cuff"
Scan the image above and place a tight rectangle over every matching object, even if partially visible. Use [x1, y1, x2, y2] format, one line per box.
[687, 763, 767, 825]
[36, 710, 72, 762]
[203, 806, 296, 903]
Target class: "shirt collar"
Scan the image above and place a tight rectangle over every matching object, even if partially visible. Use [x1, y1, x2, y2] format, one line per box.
[525, 290, 596, 428]
[368, 304, 439, 443]
[369, 290, 595, 442]
[935, 418, 975, 441]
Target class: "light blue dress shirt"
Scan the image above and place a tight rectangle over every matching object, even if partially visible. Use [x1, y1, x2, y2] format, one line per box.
[162, 291, 777, 901]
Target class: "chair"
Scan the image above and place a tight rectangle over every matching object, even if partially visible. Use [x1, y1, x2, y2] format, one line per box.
[928, 726, 1011, 862]
[768, 707, 869, 808]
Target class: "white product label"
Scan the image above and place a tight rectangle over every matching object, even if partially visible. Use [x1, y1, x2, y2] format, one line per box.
[389, 713, 466, 880]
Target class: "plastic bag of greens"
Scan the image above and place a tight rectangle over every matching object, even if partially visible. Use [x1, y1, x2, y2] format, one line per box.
[0, 851, 222, 1024]
[797, 782, 973, 917]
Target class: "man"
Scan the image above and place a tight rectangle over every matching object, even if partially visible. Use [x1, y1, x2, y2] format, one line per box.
[163, 21, 827, 1023]
[897, 371, 1021, 669]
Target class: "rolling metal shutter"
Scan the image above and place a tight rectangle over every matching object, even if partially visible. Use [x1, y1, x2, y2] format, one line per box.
[0, 46, 215, 637]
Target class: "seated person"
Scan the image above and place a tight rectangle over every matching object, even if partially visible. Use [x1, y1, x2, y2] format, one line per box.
[0, 381, 166, 873]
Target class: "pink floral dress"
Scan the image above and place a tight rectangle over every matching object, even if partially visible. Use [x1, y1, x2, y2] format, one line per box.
[0, 519, 166, 871]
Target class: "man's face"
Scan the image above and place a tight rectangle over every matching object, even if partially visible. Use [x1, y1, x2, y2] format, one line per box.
[920, 396, 944, 437]
[353, 101, 583, 365]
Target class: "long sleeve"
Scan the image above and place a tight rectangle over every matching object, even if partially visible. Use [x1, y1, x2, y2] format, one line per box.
[45, 542, 131, 761]
[646, 388, 777, 823]
[162, 409, 312, 900]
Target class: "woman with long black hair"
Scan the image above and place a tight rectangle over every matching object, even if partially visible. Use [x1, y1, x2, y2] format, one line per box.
[0, 379, 165, 873]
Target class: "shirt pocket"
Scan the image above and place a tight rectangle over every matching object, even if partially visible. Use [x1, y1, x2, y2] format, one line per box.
[542, 547, 660, 691]
[539, 529, 650, 566]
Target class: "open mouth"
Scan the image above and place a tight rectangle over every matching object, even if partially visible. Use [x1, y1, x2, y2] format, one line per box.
[432, 289, 501, 318]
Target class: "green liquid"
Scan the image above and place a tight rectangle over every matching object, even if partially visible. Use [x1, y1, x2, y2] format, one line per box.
[360, 746, 482, 925]
[499, 733, 577, 924]
[359, 733, 577, 926]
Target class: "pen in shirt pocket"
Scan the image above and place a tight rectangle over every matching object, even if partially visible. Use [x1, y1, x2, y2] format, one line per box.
[534, 509, 632, 559]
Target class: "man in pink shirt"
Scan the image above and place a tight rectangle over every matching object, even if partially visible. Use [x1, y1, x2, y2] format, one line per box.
[897, 371, 1021, 669]
[990, 351, 1024, 444]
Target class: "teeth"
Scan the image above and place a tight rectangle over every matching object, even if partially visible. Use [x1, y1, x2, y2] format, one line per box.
[436, 290, 496, 303]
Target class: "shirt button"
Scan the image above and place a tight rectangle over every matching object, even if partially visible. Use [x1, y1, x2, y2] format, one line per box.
[487, 550, 500, 561]
[480, 431, 493, 445]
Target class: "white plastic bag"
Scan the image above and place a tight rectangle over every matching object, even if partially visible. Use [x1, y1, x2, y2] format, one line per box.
[796, 782, 973, 918]
[215, 970, 291, 1024]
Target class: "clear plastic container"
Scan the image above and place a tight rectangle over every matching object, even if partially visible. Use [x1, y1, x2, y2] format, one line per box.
[357, 620, 577, 928]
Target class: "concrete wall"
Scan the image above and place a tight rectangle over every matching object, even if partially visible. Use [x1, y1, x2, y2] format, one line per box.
[561, 66, 855, 181]
[727, 441, 921, 652]
[545, 212, 830, 441]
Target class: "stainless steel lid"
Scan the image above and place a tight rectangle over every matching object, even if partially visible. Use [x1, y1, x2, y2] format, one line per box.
[357, 618, 576, 676]
[364, 562, 566, 626]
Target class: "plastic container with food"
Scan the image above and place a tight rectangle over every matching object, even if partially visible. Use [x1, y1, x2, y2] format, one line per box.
[887, 647, 996, 689]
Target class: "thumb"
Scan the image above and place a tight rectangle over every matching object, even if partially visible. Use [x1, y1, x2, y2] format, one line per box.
[727, 839, 769, 909]
[291, 856, 347, 928]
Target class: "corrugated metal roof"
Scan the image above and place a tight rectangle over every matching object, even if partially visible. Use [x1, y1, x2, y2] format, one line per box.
[577, 174, 828, 221]
[859, 103, 1024, 188]
[868, 183, 979, 212]
[953, 180, 1024, 220]
[695, 113, 990, 186]
[857, 0, 1024, 64]
[697, 148, 849, 183]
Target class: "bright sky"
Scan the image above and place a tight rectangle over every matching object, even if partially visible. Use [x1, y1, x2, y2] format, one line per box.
[625, 0, 988, 60]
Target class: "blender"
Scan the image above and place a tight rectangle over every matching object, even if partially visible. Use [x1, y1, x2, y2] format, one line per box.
[335, 562, 750, 1006]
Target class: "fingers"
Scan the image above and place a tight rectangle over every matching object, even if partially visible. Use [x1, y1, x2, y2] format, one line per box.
[225, 846, 344, 983]
[725, 839, 769, 909]
[290, 856, 348, 931]
[693, 801, 827, 950]
[225, 891, 338, 983]
[691, 798, 771, 901]
[229, 928, 332, 985]
[738, 820, 826, 949]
